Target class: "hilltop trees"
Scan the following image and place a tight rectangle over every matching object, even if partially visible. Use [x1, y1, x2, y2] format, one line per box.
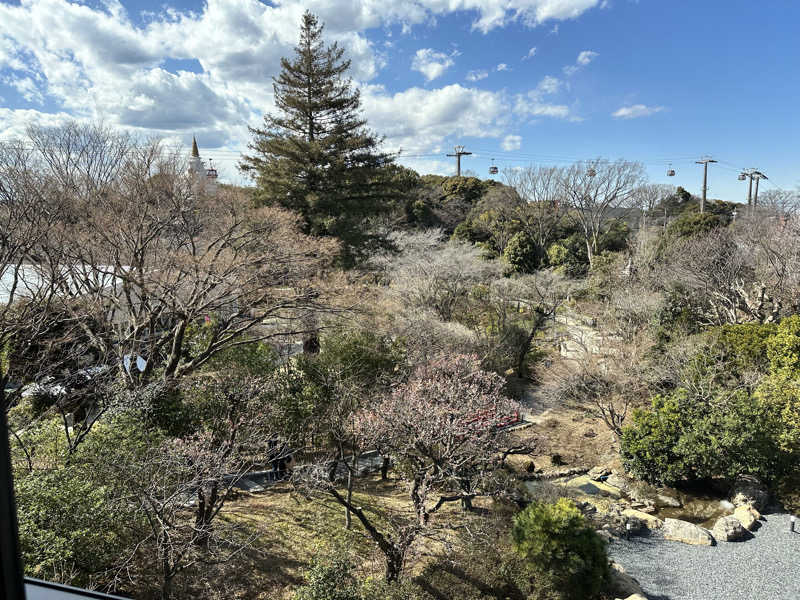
[5, 123, 340, 394]
[560, 159, 645, 265]
[241, 11, 396, 264]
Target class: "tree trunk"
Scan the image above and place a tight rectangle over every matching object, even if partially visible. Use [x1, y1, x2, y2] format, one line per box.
[161, 564, 173, 600]
[516, 330, 537, 379]
[327, 487, 411, 582]
[345, 463, 353, 530]
[384, 547, 404, 582]
[194, 482, 218, 547]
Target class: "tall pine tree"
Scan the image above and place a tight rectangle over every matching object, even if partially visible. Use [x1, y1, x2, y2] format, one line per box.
[241, 11, 396, 264]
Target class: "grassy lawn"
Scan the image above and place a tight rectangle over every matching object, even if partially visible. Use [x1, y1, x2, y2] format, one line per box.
[190, 474, 485, 599]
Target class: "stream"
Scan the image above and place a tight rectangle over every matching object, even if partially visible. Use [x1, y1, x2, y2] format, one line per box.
[525, 474, 736, 528]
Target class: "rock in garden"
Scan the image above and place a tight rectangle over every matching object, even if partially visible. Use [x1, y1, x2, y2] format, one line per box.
[655, 489, 682, 508]
[606, 472, 633, 493]
[623, 508, 664, 530]
[712, 515, 751, 542]
[663, 518, 715, 545]
[730, 474, 769, 511]
[609, 562, 644, 597]
[732, 505, 760, 530]
[596, 529, 615, 542]
[588, 465, 611, 480]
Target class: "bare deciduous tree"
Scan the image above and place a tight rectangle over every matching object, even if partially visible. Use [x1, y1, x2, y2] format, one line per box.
[503, 165, 564, 256]
[633, 183, 675, 247]
[100, 375, 289, 600]
[665, 228, 780, 325]
[381, 230, 500, 322]
[560, 158, 645, 265]
[15, 124, 341, 387]
[298, 355, 523, 582]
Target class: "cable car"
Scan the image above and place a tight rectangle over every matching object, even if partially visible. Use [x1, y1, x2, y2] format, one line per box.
[587, 168, 597, 177]
[206, 159, 218, 180]
[489, 158, 498, 175]
[667, 163, 675, 177]
[738, 173, 747, 181]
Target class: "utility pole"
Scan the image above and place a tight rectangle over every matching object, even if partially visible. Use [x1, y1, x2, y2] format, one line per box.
[752, 171, 767, 209]
[446, 145, 472, 177]
[741, 169, 768, 216]
[695, 157, 717, 213]
[740, 169, 757, 216]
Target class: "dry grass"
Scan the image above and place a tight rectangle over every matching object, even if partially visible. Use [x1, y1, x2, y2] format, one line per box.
[181, 475, 489, 599]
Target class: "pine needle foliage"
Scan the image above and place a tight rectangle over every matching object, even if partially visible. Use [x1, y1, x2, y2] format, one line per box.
[241, 11, 396, 265]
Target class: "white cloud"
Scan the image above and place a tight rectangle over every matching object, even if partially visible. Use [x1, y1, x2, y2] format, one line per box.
[362, 83, 510, 153]
[496, 63, 510, 71]
[523, 47, 537, 60]
[466, 69, 488, 81]
[501, 134, 522, 151]
[412, 48, 456, 81]
[576, 50, 599, 65]
[513, 75, 574, 120]
[612, 104, 665, 119]
[563, 49, 598, 75]
[534, 75, 562, 95]
[2, 75, 44, 104]
[467, 0, 603, 32]
[0, 0, 599, 165]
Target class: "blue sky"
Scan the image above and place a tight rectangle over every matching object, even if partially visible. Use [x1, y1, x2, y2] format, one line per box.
[0, 0, 798, 201]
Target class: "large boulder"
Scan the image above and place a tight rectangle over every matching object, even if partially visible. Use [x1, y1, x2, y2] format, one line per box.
[663, 518, 715, 545]
[732, 505, 760, 530]
[730, 475, 769, 511]
[615, 595, 648, 600]
[565, 475, 623, 498]
[712, 515, 751, 542]
[609, 562, 643, 597]
[623, 508, 664, 530]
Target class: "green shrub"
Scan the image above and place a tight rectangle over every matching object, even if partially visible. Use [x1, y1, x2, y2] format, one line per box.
[597, 219, 629, 253]
[294, 556, 362, 600]
[512, 499, 608, 600]
[766, 315, 800, 376]
[712, 322, 778, 377]
[504, 231, 543, 274]
[667, 211, 725, 239]
[294, 556, 429, 600]
[546, 233, 588, 277]
[621, 388, 788, 485]
[16, 466, 135, 586]
[620, 392, 688, 485]
[754, 373, 800, 456]
[418, 528, 562, 600]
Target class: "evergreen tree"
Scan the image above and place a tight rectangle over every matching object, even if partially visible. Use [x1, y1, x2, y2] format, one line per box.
[241, 11, 396, 264]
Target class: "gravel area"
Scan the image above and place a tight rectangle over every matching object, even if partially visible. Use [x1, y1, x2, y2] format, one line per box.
[608, 513, 800, 600]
